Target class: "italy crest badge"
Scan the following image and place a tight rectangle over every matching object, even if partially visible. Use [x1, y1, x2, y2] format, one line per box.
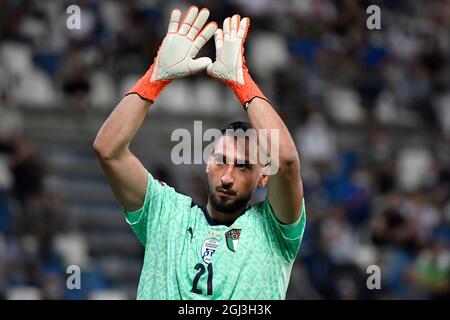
[225, 229, 241, 252]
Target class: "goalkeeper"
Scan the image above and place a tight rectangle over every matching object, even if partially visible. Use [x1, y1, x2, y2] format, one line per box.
[94, 6, 305, 300]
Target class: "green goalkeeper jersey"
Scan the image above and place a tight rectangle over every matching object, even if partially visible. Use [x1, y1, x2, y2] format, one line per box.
[123, 171, 306, 300]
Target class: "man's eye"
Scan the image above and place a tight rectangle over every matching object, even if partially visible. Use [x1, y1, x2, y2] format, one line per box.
[214, 156, 225, 164]
[236, 164, 249, 170]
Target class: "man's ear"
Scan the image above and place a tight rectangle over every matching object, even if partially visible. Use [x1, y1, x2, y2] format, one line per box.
[257, 163, 270, 188]
[257, 174, 269, 188]
[257, 163, 269, 188]
[206, 156, 211, 174]
[261, 162, 271, 176]
[206, 149, 214, 174]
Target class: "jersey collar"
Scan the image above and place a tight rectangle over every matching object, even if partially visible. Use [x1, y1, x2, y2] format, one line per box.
[191, 201, 251, 227]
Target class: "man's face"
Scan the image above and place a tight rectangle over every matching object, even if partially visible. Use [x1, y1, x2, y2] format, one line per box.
[206, 135, 266, 214]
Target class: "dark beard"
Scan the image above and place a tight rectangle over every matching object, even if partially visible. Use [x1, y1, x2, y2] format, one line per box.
[208, 185, 253, 214]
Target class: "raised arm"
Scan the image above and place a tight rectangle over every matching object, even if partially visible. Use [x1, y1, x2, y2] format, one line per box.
[93, 95, 151, 211]
[247, 98, 303, 224]
[94, 6, 217, 211]
[207, 15, 303, 224]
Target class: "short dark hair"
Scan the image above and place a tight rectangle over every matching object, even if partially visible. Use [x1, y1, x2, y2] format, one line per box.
[220, 121, 252, 135]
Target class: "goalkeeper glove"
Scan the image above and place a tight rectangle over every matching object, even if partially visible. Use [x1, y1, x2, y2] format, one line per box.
[127, 6, 217, 103]
[207, 15, 269, 110]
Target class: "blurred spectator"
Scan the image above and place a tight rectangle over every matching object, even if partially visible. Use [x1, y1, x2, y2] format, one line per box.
[371, 193, 417, 250]
[59, 45, 91, 112]
[408, 239, 450, 299]
[295, 110, 337, 165]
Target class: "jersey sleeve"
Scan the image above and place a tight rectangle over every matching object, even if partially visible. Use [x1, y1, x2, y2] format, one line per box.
[121, 171, 179, 246]
[260, 197, 306, 263]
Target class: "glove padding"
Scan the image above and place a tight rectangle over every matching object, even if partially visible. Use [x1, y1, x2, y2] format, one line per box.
[127, 6, 217, 102]
[207, 15, 268, 108]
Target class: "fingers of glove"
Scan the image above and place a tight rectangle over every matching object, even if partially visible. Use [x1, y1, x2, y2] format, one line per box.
[178, 6, 198, 35]
[187, 8, 209, 40]
[189, 57, 212, 74]
[223, 17, 231, 41]
[206, 63, 220, 78]
[206, 63, 214, 76]
[214, 29, 224, 51]
[237, 17, 250, 40]
[167, 9, 181, 33]
[193, 21, 217, 53]
[230, 14, 240, 38]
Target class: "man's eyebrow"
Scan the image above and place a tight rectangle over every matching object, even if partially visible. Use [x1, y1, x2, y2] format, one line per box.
[235, 158, 251, 165]
[226, 160, 251, 166]
[213, 153, 228, 163]
[214, 152, 226, 159]
[214, 153, 250, 165]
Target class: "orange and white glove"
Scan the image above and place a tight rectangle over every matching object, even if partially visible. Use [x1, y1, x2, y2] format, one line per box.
[127, 6, 217, 103]
[207, 15, 269, 110]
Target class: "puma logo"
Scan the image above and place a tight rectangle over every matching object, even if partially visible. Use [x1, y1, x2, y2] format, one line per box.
[187, 227, 194, 240]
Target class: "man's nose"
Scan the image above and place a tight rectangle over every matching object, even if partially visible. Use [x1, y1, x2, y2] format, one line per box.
[221, 165, 234, 187]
